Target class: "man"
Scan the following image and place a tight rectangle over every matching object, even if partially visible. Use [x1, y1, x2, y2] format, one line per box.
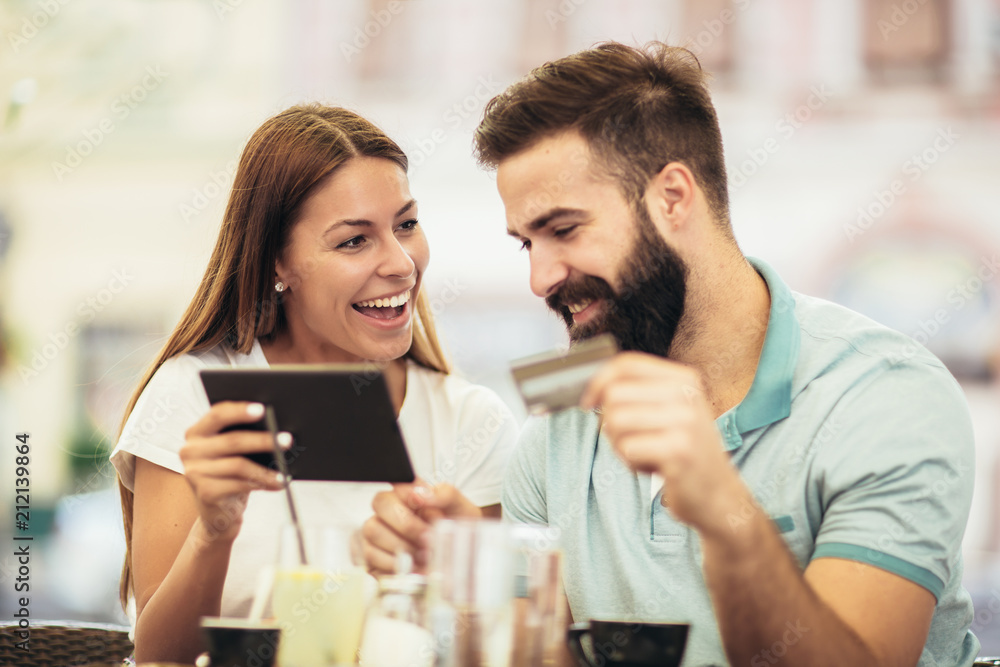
[362, 42, 978, 666]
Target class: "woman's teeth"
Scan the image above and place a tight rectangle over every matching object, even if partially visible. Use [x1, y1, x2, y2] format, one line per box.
[357, 290, 411, 309]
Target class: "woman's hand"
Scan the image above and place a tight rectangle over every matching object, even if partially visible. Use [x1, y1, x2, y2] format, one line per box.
[179, 401, 287, 543]
[131, 402, 287, 663]
[361, 481, 482, 575]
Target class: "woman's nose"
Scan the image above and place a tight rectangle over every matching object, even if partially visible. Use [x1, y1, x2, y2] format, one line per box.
[379, 237, 416, 279]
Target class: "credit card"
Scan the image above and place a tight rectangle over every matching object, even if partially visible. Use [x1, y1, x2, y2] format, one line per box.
[510, 334, 618, 415]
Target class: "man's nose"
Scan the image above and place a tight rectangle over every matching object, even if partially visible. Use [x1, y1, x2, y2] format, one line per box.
[528, 246, 569, 299]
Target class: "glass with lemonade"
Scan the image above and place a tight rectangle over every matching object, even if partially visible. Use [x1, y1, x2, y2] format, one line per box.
[271, 525, 373, 667]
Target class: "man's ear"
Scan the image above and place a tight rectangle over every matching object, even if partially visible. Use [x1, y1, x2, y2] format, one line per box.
[644, 162, 696, 233]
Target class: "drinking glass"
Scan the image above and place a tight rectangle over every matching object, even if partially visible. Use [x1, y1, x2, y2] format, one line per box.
[357, 573, 434, 667]
[426, 519, 516, 667]
[510, 524, 567, 667]
[271, 524, 373, 667]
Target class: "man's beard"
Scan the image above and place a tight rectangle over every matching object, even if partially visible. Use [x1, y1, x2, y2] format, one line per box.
[545, 206, 688, 358]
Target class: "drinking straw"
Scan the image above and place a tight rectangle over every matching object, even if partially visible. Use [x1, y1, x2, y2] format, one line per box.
[247, 565, 275, 622]
[265, 406, 307, 566]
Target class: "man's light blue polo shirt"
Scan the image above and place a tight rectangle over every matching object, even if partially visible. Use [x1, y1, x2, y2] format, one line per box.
[502, 258, 978, 667]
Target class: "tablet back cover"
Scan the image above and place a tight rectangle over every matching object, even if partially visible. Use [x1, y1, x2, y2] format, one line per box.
[199, 367, 415, 483]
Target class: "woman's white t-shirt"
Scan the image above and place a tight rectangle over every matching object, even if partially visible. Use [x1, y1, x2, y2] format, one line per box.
[110, 340, 519, 617]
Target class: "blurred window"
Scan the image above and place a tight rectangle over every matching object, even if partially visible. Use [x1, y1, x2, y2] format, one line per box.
[864, 0, 951, 84]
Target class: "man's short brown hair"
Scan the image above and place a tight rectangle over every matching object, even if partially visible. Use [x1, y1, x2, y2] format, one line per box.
[474, 41, 730, 227]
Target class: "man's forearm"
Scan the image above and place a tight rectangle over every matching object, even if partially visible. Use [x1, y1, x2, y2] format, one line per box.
[700, 508, 877, 667]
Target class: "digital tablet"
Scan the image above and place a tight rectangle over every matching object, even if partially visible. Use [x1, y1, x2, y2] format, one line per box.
[199, 366, 415, 483]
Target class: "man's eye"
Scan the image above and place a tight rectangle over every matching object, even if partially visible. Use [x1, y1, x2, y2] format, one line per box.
[338, 236, 365, 249]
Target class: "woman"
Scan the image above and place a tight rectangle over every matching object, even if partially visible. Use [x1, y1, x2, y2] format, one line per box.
[110, 104, 517, 664]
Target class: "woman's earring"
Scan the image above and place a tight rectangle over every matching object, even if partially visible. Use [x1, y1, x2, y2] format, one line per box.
[275, 281, 286, 293]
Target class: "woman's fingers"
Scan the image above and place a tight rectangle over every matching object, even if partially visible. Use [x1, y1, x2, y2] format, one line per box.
[361, 529, 403, 575]
[184, 456, 283, 491]
[414, 484, 482, 520]
[360, 484, 486, 575]
[372, 490, 431, 543]
[183, 456, 281, 542]
[192, 481, 251, 509]
[180, 430, 282, 462]
[360, 513, 423, 575]
[185, 401, 265, 439]
[178, 403, 285, 544]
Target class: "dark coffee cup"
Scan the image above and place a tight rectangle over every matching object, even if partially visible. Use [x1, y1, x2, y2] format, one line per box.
[199, 617, 281, 667]
[567, 620, 689, 667]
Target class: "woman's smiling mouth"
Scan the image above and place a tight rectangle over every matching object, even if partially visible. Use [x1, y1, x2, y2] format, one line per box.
[352, 289, 412, 321]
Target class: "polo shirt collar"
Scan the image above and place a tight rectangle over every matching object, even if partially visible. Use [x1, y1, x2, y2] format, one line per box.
[719, 257, 800, 449]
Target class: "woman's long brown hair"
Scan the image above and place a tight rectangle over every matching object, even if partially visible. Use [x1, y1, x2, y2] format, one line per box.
[116, 104, 451, 610]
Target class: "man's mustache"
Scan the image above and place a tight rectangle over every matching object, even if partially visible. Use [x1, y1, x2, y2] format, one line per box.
[544, 275, 617, 316]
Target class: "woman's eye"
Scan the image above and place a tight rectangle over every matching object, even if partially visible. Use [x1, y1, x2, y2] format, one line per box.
[398, 219, 419, 231]
[553, 225, 576, 237]
[338, 236, 366, 249]
[519, 239, 531, 252]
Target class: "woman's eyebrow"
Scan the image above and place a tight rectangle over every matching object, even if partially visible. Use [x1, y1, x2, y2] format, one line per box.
[322, 199, 418, 235]
[396, 199, 417, 217]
